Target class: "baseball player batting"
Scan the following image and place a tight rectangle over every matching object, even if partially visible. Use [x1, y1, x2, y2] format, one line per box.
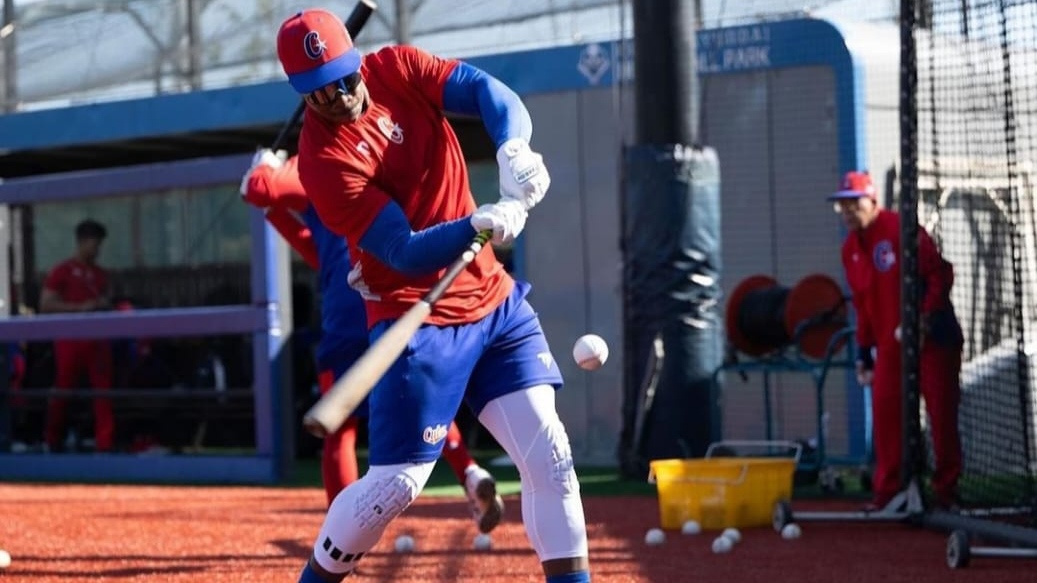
[273, 8, 590, 583]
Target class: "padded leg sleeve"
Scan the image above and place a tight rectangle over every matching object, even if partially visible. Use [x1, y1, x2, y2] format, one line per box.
[478, 385, 589, 561]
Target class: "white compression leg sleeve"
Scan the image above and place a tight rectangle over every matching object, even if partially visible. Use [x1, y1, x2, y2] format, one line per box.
[311, 461, 437, 575]
[478, 385, 589, 561]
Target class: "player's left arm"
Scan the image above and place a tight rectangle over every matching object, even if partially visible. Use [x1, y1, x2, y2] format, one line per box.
[391, 45, 549, 211]
[918, 227, 952, 313]
[440, 61, 550, 211]
[917, 227, 961, 344]
[440, 61, 532, 148]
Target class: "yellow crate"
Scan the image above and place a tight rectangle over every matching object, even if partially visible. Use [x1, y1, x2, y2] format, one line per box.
[648, 456, 795, 530]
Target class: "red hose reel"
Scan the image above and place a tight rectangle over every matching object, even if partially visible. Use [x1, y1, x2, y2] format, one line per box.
[724, 273, 849, 360]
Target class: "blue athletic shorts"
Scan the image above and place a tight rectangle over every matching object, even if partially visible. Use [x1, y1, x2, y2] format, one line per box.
[366, 280, 564, 465]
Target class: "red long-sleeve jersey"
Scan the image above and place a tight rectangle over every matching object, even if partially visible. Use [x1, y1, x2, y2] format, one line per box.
[841, 209, 955, 348]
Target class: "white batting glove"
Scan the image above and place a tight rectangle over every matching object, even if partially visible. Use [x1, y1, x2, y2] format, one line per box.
[496, 138, 550, 211]
[471, 199, 528, 245]
[238, 148, 288, 198]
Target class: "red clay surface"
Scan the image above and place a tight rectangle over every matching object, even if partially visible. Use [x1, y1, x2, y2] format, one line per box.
[0, 484, 1034, 582]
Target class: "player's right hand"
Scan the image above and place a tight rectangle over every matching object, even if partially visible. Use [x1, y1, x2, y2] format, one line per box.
[239, 148, 288, 204]
[471, 199, 527, 245]
[855, 362, 874, 387]
[80, 297, 110, 312]
[855, 345, 875, 386]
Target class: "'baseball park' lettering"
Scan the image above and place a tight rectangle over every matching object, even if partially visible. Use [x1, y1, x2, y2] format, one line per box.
[698, 46, 771, 73]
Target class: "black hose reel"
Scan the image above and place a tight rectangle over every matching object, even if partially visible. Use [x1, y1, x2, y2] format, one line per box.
[724, 273, 849, 360]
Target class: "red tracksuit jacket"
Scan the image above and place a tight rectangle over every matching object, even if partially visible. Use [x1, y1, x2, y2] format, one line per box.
[841, 210, 960, 350]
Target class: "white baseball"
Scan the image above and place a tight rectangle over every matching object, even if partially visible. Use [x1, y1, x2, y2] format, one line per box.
[680, 520, 701, 535]
[473, 533, 493, 551]
[721, 527, 742, 544]
[394, 534, 415, 553]
[711, 535, 733, 554]
[781, 523, 802, 540]
[644, 527, 666, 546]
[573, 334, 609, 371]
[0, 549, 10, 569]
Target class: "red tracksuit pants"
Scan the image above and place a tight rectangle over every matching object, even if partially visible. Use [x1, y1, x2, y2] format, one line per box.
[319, 370, 360, 506]
[871, 341, 962, 503]
[45, 340, 114, 452]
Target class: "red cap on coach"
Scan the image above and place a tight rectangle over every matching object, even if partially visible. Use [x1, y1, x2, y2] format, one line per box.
[828, 171, 877, 201]
[277, 9, 361, 94]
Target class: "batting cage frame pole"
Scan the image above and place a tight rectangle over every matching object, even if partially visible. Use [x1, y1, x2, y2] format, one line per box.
[899, 0, 925, 500]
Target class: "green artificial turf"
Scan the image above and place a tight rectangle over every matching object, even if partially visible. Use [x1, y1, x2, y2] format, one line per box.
[285, 450, 875, 499]
[287, 450, 658, 497]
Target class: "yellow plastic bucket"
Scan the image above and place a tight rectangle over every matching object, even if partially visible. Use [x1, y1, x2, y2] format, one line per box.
[648, 455, 796, 530]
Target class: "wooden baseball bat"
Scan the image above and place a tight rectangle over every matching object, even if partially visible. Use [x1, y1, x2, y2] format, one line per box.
[302, 231, 493, 438]
[270, 0, 378, 151]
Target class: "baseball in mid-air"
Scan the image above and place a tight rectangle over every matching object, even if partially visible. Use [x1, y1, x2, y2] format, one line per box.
[0, 549, 11, 569]
[573, 334, 609, 370]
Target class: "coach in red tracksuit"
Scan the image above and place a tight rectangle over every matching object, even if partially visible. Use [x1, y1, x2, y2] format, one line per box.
[40, 219, 114, 452]
[831, 171, 963, 509]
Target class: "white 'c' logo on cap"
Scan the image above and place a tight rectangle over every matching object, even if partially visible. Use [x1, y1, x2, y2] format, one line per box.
[303, 31, 327, 60]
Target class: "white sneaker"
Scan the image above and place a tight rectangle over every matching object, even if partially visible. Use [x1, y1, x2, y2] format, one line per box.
[464, 465, 505, 534]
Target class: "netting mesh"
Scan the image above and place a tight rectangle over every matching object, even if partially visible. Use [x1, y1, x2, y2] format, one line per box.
[912, 0, 1037, 512]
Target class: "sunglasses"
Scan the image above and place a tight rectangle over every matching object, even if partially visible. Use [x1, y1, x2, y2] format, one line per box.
[832, 198, 869, 213]
[305, 72, 363, 106]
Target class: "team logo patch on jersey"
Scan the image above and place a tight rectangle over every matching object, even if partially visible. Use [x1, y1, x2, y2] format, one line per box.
[303, 31, 327, 60]
[422, 424, 448, 446]
[378, 116, 404, 144]
[873, 240, 897, 272]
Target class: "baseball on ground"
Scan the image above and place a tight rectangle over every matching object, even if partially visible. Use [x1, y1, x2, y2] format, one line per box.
[473, 533, 492, 551]
[394, 534, 415, 553]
